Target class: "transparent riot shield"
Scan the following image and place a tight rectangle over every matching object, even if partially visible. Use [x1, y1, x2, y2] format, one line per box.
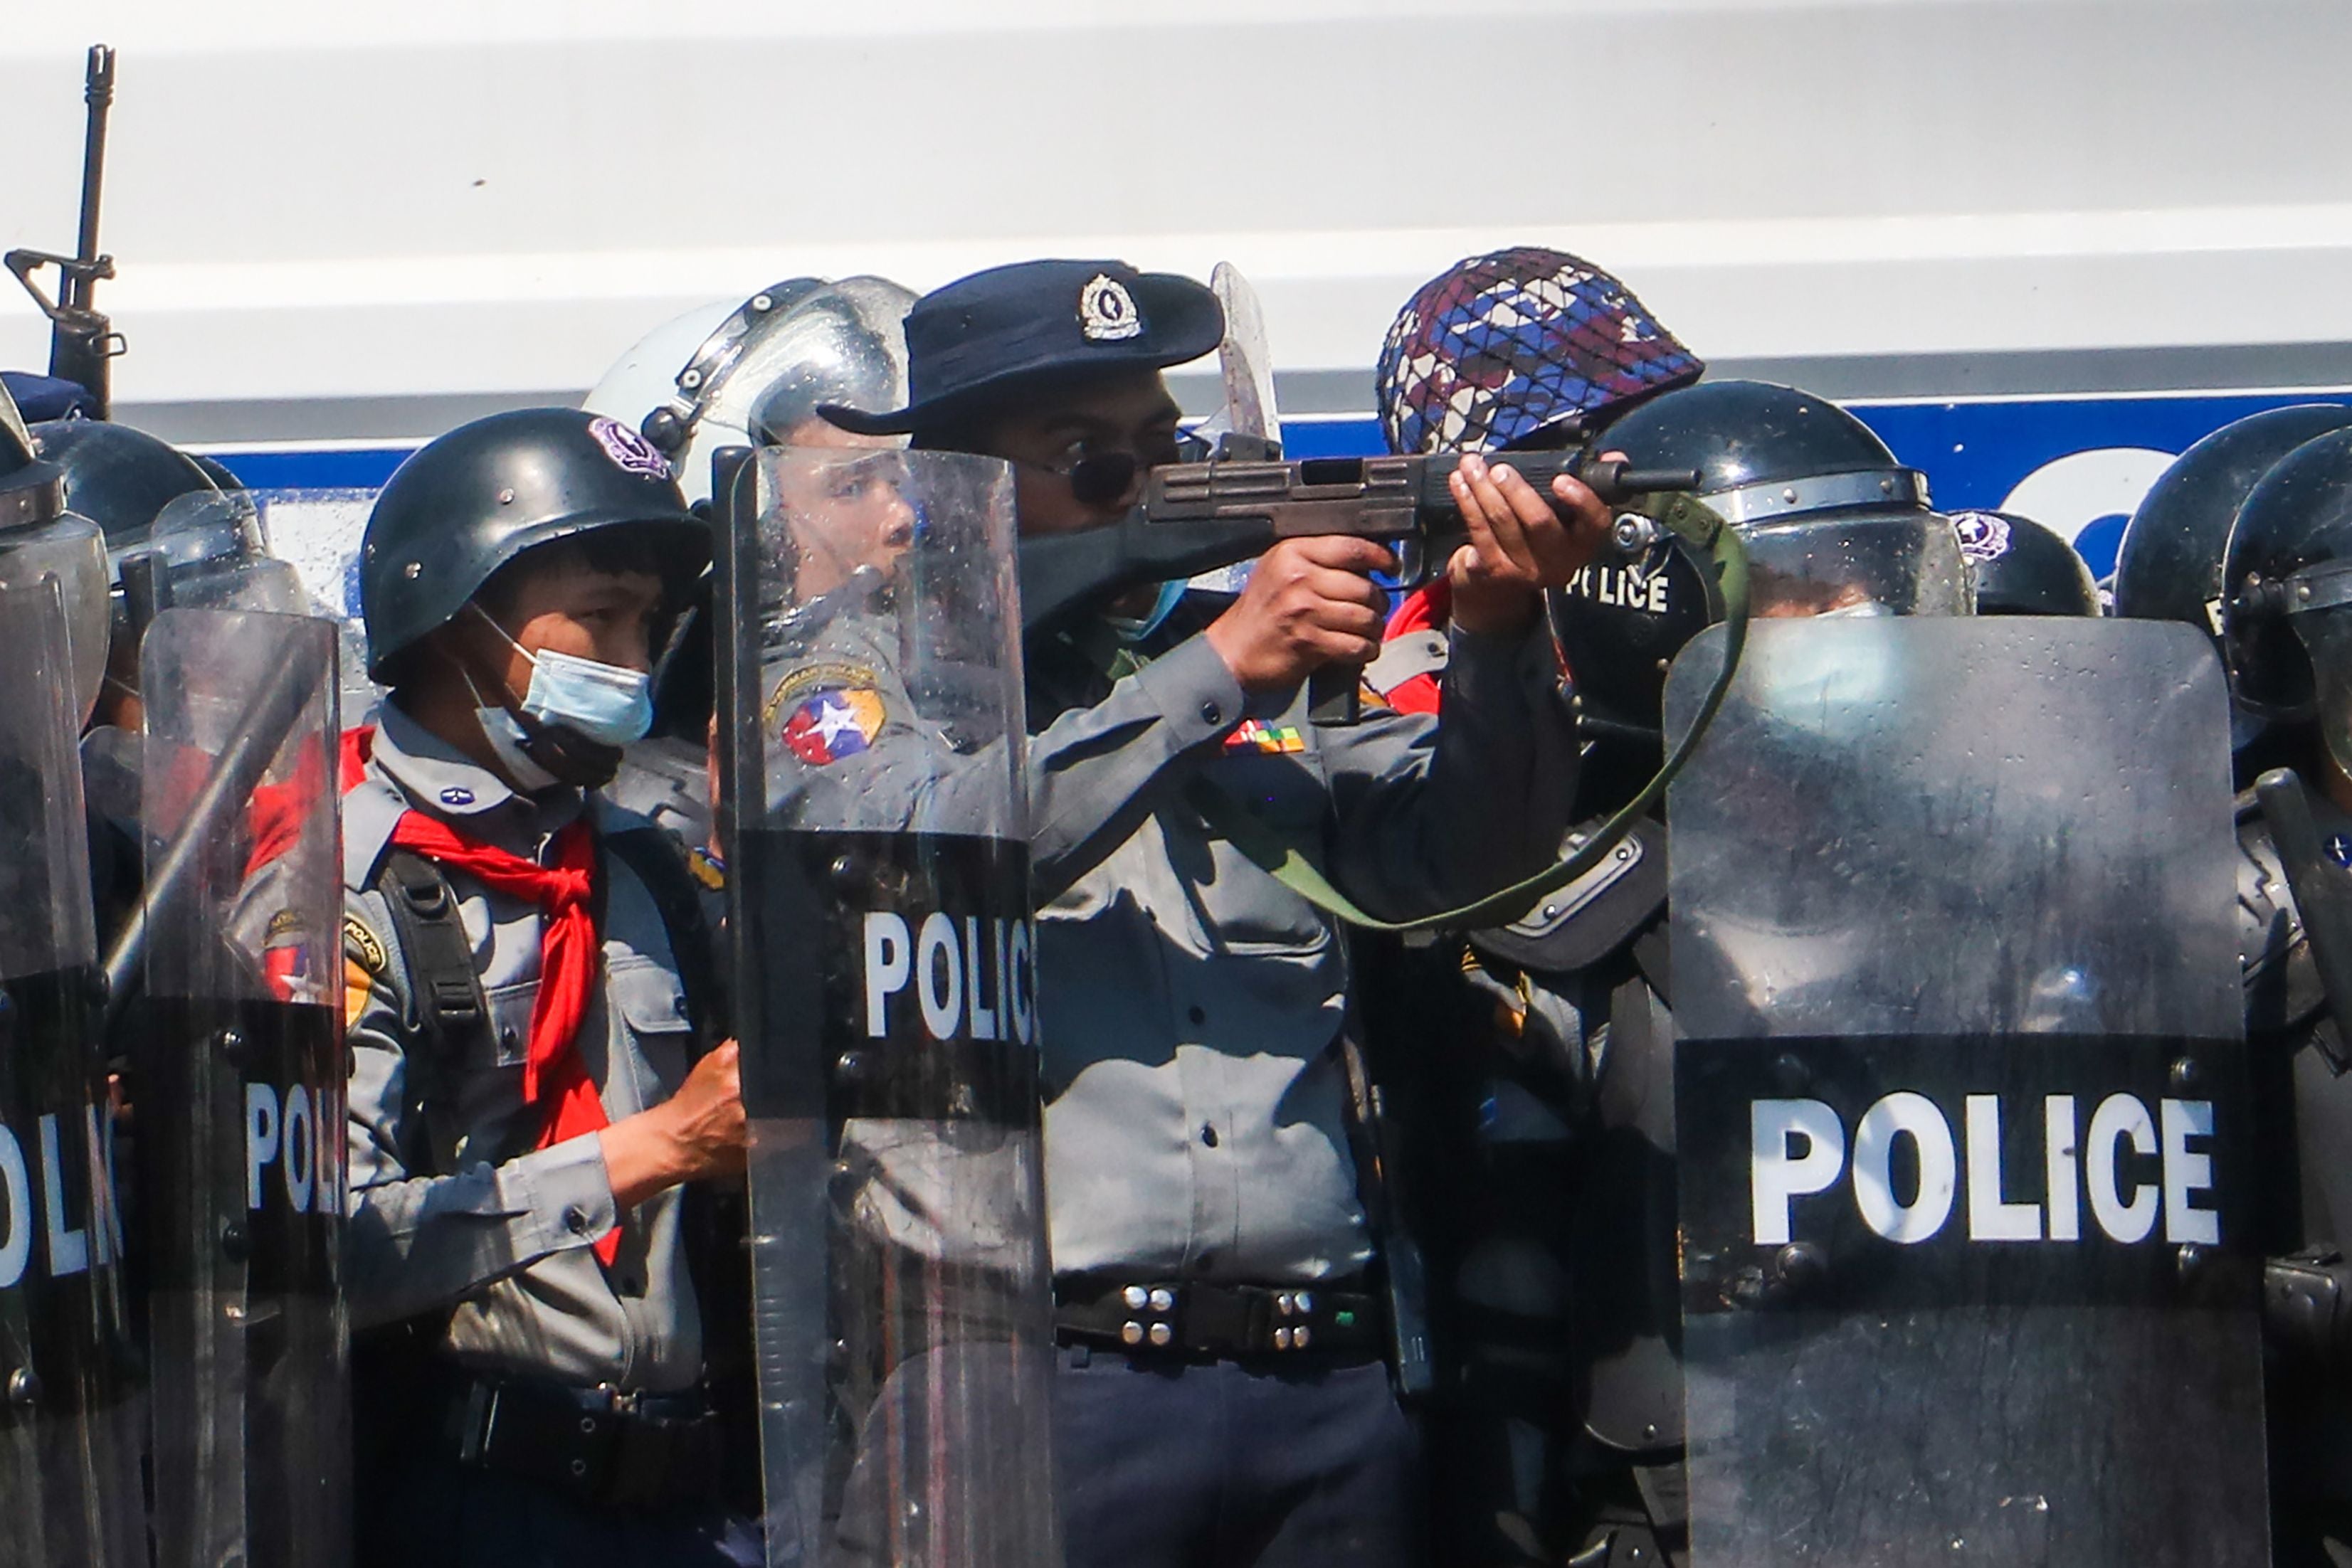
[134, 607, 348, 1568]
[167, 487, 381, 725]
[1662, 617, 2264, 1565]
[714, 446, 1056, 1568]
[0, 578, 144, 1568]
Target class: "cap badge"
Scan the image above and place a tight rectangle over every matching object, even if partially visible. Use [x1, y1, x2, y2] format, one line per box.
[1079, 274, 1144, 344]
[589, 415, 674, 480]
[1950, 510, 2013, 563]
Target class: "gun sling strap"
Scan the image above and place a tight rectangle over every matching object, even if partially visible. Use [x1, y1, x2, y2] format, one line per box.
[1186, 492, 1749, 935]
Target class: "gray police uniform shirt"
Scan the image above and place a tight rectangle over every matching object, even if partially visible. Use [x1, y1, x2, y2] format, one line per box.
[764, 599, 1579, 1288]
[342, 703, 705, 1392]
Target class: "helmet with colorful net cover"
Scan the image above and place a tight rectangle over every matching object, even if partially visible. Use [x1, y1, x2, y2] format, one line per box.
[1376, 246, 1703, 457]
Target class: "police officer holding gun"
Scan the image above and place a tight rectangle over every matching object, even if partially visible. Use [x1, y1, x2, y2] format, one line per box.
[820, 258, 1610, 1568]
[2213, 425, 2352, 1564]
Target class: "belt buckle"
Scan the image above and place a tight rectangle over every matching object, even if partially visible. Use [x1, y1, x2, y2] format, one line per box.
[1112, 1281, 1182, 1351]
[1264, 1288, 1319, 1354]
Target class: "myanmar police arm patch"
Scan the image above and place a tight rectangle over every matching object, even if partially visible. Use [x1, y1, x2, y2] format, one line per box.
[783, 689, 887, 766]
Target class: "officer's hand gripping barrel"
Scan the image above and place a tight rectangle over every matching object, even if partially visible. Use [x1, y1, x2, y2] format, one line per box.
[714, 445, 1059, 1568]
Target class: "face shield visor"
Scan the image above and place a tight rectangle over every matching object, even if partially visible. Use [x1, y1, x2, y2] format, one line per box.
[643, 277, 919, 501]
[118, 489, 303, 615]
[1741, 511, 1975, 621]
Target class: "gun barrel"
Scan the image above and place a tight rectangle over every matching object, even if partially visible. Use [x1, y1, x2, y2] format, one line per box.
[1610, 467, 1704, 497]
[73, 46, 115, 299]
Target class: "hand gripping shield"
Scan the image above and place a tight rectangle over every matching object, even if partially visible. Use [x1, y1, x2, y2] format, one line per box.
[133, 606, 349, 1568]
[1662, 618, 2266, 1565]
[714, 445, 1057, 1567]
[0, 578, 143, 1567]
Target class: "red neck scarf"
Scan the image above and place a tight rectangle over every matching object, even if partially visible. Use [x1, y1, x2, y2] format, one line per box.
[385, 803, 620, 1266]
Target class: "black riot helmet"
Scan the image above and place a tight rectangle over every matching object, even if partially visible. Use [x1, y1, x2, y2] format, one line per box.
[1950, 509, 2101, 617]
[2114, 404, 2352, 638]
[2218, 430, 2352, 780]
[31, 418, 222, 561]
[1551, 378, 1967, 748]
[360, 408, 706, 681]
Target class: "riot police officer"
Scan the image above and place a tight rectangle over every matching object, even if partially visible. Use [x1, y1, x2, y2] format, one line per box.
[339, 408, 754, 1567]
[2116, 404, 2352, 775]
[1433, 378, 1969, 1567]
[823, 257, 1610, 1568]
[585, 277, 917, 853]
[2215, 425, 2352, 1563]
[1361, 245, 1703, 1566]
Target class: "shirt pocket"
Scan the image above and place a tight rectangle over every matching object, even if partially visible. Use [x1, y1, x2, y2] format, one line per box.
[606, 958, 697, 1098]
[482, 980, 536, 1070]
[1193, 748, 1336, 955]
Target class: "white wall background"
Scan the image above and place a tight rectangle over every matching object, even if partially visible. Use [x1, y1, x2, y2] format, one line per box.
[4, 0, 2348, 438]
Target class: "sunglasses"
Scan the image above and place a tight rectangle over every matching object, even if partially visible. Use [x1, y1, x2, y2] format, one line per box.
[1028, 430, 1194, 509]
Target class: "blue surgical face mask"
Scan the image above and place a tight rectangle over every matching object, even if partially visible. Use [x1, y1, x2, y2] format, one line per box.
[471, 605, 655, 748]
[1102, 578, 1188, 645]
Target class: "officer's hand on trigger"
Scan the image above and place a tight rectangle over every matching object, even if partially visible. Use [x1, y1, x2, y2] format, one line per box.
[1204, 535, 1396, 693]
[601, 1040, 748, 1208]
[1446, 452, 1614, 634]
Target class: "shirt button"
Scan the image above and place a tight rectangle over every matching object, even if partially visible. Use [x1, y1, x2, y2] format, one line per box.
[1201, 1123, 1219, 1148]
[1200, 701, 1223, 725]
[1186, 1005, 1206, 1026]
[564, 1205, 593, 1236]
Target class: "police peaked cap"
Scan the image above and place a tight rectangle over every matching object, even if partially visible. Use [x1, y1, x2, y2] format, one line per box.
[821, 259, 1222, 436]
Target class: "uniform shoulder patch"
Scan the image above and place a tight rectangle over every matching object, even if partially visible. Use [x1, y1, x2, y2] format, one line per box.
[343, 912, 388, 975]
[783, 689, 887, 766]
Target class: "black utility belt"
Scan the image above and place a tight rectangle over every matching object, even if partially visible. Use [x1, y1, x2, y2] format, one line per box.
[431, 1370, 720, 1512]
[1055, 1276, 1384, 1361]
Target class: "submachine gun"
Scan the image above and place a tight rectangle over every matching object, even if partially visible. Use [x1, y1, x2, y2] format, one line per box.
[1017, 426, 1706, 636]
[9, 46, 124, 419]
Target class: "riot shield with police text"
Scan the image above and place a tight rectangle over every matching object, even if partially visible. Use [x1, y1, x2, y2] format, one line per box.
[135, 607, 349, 1568]
[0, 578, 144, 1568]
[1662, 618, 2264, 1565]
[715, 446, 1056, 1568]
